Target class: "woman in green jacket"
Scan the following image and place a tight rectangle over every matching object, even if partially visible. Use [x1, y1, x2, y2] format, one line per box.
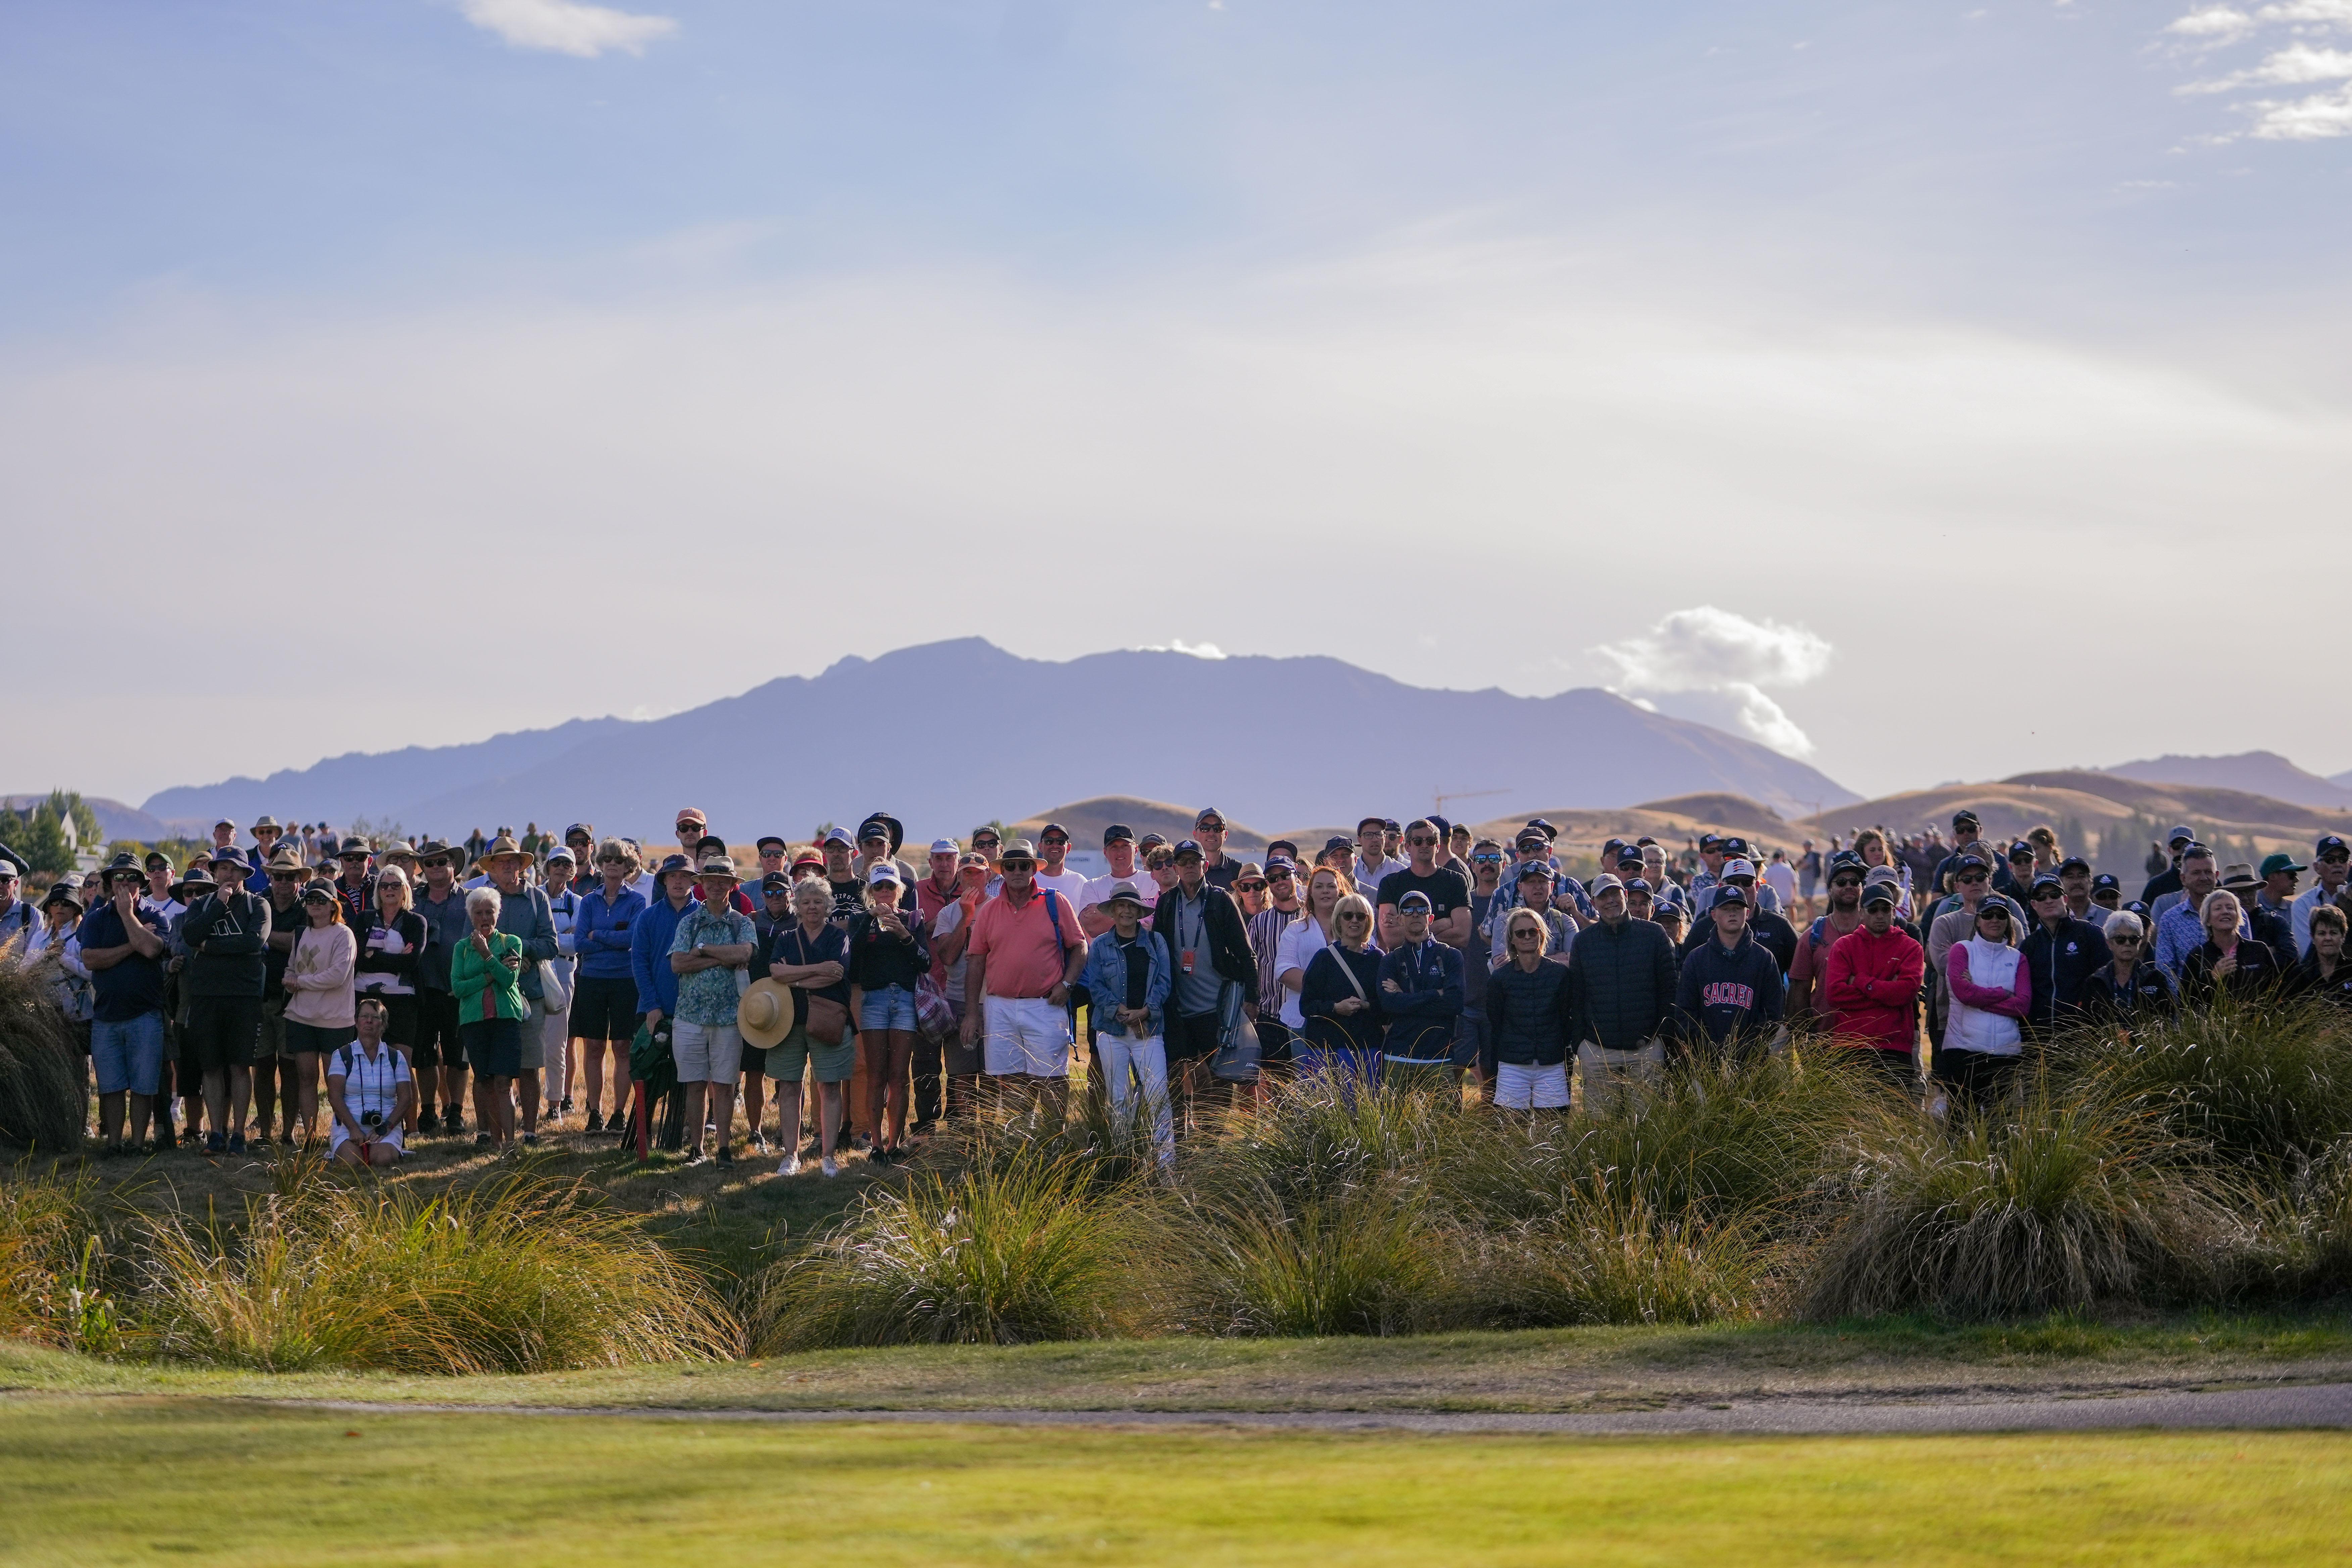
[451, 885, 528, 1148]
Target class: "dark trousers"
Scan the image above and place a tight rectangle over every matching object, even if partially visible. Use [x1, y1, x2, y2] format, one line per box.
[912, 1032, 942, 1127]
[1933, 1047, 2019, 1114]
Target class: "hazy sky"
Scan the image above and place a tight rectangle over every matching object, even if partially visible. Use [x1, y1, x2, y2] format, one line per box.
[6, 0, 2349, 805]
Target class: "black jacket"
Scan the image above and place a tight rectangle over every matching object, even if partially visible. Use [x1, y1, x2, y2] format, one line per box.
[2180, 939, 2285, 1006]
[2251, 903, 2299, 975]
[2020, 916, 2112, 1035]
[844, 906, 930, 993]
[1671, 930, 1786, 1055]
[178, 889, 272, 998]
[2081, 961, 2176, 1028]
[1567, 916, 1679, 1053]
[2289, 951, 2352, 1009]
[1300, 945, 1386, 1055]
[1484, 958, 1572, 1067]
[1152, 882, 1257, 1010]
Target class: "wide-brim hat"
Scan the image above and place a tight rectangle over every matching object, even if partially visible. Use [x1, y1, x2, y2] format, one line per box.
[859, 813, 905, 853]
[481, 835, 530, 863]
[261, 846, 305, 877]
[998, 838, 1038, 864]
[252, 815, 282, 832]
[379, 839, 420, 861]
[43, 883, 83, 911]
[738, 978, 796, 1049]
[2219, 864, 2261, 892]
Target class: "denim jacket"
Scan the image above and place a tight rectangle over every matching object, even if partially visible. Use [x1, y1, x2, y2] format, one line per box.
[1080, 928, 1173, 1040]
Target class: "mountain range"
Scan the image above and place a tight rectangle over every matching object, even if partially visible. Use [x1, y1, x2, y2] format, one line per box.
[2104, 751, 2352, 812]
[137, 640, 1859, 841]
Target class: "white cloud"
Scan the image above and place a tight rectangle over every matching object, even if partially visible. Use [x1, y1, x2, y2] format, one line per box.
[2247, 82, 2352, 134]
[1139, 640, 1228, 659]
[1591, 607, 1833, 757]
[2182, 42, 2352, 91]
[456, 0, 677, 58]
[2168, 5, 2255, 38]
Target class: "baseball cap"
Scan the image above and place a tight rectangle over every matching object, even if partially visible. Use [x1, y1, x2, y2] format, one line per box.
[957, 851, 989, 871]
[1615, 846, 1644, 868]
[1953, 809, 1980, 829]
[697, 855, 739, 880]
[2008, 840, 2036, 861]
[1173, 839, 1204, 861]
[1712, 883, 1750, 908]
[1525, 818, 1558, 841]
[1195, 806, 1226, 829]
[2059, 856, 2091, 875]
[857, 820, 891, 843]
[1860, 882, 1898, 908]
[1587, 872, 1624, 895]
[298, 882, 336, 905]
[2092, 872, 2121, 892]
[1263, 856, 1297, 875]
[822, 827, 854, 848]
[755, 835, 788, 853]
[2316, 834, 2350, 860]
[1622, 877, 1653, 895]
[2030, 873, 2063, 896]
[866, 863, 900, 886]
[2261, 852, 2308, 877]
[676, 807, 707, 828]
[1722, 837, 1750, 857]
[564, 822, 594, 841]
[1037, 822, 1071, 844]
[1395, 889, 1433, 913]
[1102, 823, 1135, 846]
[928, 838, 959, 857]
[1699, 833, 1724, 852]
[1357, 816, 1386, 833]
[1267, 840, 1299, 861]
[2167, 824, 2196, 846]
[544, 844, 576, 865]
[1722, 858, 1757, 882]
[760, 872, 791, 894]
[1516, 861, 1553, 883]
[1518, 827, 1551, 848]
[1827, 851, 1866, 877]
[337, 837, 371, 859]
[1323, 836, 1354, 856]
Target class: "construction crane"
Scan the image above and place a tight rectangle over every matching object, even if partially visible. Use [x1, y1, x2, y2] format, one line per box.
[1434, 787, 1508, 819]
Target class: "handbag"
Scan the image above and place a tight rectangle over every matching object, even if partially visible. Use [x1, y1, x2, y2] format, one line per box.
[805, 995, 849, 1046]
[1210, 980, 1261, 1083]
[539, 960, 572, 1015]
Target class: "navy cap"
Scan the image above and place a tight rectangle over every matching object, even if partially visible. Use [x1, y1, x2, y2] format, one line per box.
[1525, 818, 1557, 841]
[1722, 837, 1750, 856]
[1517, 860, 1554, 882]
[1267, 840, 1300, 861]
[2316, 835, 2349, 859]
[2030, 873, 2063, 895]
[1358, 816, 1387, 832]
[761, 871, 791, 893]
[655, 853, 694, 878]
[1623, 877, 1653, 895]
[2167, 824, 2196, 845]
[1953, 808, 1980, 829]
[1827, 851, 1866, 877]
[1712, 883, 1750, 908]
[1173, 839, 1204, 860]
[1615, 846, 1644, 867]
[1102, 823, 1135, 845]
[1323, 836, 1354, 855]
[2092, 873, 2121, 892]
[2123, 899, 2151, 917]
[1263, 856, 1297, 875]
[2058, 855, 2091, 875]
[1954, 856, 1990, 876]
[1428, 815, 1452, 839]
[1699, 833, 1724, 851]
[755, 835, 787, 853]
[1859, 881, 1896, 908]
[2008, 840, 2035, 861]
[564, 822, 594, 840]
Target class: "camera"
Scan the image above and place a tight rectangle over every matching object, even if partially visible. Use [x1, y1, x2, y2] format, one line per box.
[360, 1109, 384, 1131]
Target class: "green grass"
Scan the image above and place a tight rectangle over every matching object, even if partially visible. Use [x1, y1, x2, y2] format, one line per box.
[1, 1396, 2346, 1566]
[5, 1307, 2347, 1414]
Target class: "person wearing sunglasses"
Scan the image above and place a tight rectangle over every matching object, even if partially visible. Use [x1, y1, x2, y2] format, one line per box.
[1486, 908, 1573, 1112]
[2289, 904, 2352, 1008]
[1244, 859, 1304, 1074]
[1298, 893, 1386, 1087]
[2020, 873, 2113, 1040]
[1820, 879, 1924, 1083]
[1936, 897, 2031, 1113]
[1189, 808, 1241, 892]
[1787, 851, 1867, 1024]
[1921, 855, 2024, 1043]
[2293, 835, 2352, 958]
[1375, 819, 1471, 953]
[2080, 911, 2174, 1032]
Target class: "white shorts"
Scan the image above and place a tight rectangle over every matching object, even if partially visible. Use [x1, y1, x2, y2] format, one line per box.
[983, 995, 1072, 1077]
[671, 1019, 745, 1084]
[1494, 1060, 1570, 1110]
[327, 1124, 405, 1159]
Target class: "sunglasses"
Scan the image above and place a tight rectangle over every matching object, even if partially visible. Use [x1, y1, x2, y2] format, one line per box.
[1234, 880, 1267, 893]
[1407, 836, 1438, 847]
[974, 839, 1000, 850]
[1471, 853, 1504, 864]
[2032, 890, 2063, 901]
[1268, 870, 1296, 881]
[1830, 876, 1862, 888]
[1040, 837, 1069, 847]
[1956, 873, 1988, 884]
[339, 854, 368, 864]
[1512, 927, 1541, 941]
[269, 872, 301, 883]
[676, 824, 702, 835]
[1339, 912, 1370, 923]
[2111, 934, 2142, 945]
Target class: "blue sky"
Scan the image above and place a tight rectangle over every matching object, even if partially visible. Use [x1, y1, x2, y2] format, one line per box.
[5, 0, 2349, 803]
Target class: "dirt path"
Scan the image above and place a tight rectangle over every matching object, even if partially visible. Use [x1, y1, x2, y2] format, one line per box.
[249, 1381, 2352, 1435]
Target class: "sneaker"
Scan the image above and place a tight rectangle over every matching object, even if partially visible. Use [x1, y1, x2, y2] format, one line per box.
[443, 1112, 467, 1138]
[750, 1132, 770, 1155]
[249, 1133, 273, 1152]
[521, 1132, 540, 1146]
[475, 1132, 493, 1149]
[775, 1155, 801, 1178]
[560, 1097, 574, 1113]
[820, 1155, 840, 1178]
[604, 1110, 628, 1134]
[416, 1109, 439, 1136]
[680, 1150, 708, 1168]
[850, 1132, 872, 1152]
[227, 1135, 247, 1155]
[715, 1144, 735, 1167]
[868, 1146, 893, 1168]
[206, 1132, 226, 1156]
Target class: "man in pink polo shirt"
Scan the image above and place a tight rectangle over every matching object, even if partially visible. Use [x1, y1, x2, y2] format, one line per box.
[960, 838, 1087, 1119]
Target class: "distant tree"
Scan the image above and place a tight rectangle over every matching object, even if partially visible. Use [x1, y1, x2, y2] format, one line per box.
[15, 806, 72, 876]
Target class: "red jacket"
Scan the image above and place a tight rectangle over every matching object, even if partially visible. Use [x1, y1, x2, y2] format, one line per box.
[1821, 924, 1924, 1051]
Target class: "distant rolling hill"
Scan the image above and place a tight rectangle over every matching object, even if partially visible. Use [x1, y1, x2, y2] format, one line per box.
[138, 640, 1858, 846]
[2104, 751, 2352, 811]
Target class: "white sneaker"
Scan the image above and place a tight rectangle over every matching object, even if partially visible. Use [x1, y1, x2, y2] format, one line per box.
[821, 1155, 840, 1178]
[775, 1154, 801, 1178]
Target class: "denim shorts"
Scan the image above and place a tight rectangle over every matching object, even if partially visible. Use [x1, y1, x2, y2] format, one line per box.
[91, 1013, 167, 1096]
[859, 983, 917, 1033]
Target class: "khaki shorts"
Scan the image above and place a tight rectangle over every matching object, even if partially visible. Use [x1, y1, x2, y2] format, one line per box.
[260, 998, 290, 1059]
[1576, 1039, 1665, 1115]
[766, 1024, 855, 1085]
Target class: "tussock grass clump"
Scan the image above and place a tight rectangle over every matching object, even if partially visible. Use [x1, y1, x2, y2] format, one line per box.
[1475, 1181, 1773, 1328]
[141, 1170, 738, 1373]
[1177, 1178, 1458, 1337]
[2063, 1000, 2352, 1171]
[755, 1147, 1157, 1350]
[0, 960, 83, 1152]
[1802, 1078, 2243, 1321]
[2247, 1139, 2352, 1298]
[0, 1166, 117, 1349]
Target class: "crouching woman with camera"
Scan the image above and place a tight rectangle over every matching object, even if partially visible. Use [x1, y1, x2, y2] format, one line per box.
[327, 995, 416, 1168]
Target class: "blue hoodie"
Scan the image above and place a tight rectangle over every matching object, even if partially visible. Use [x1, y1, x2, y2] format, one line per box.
[1672, 929, 1785, 1054]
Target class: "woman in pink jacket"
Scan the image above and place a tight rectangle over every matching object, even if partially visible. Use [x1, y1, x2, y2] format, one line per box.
[281, 883, 358, 1146]
[1936, 899, 2030, 1115]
